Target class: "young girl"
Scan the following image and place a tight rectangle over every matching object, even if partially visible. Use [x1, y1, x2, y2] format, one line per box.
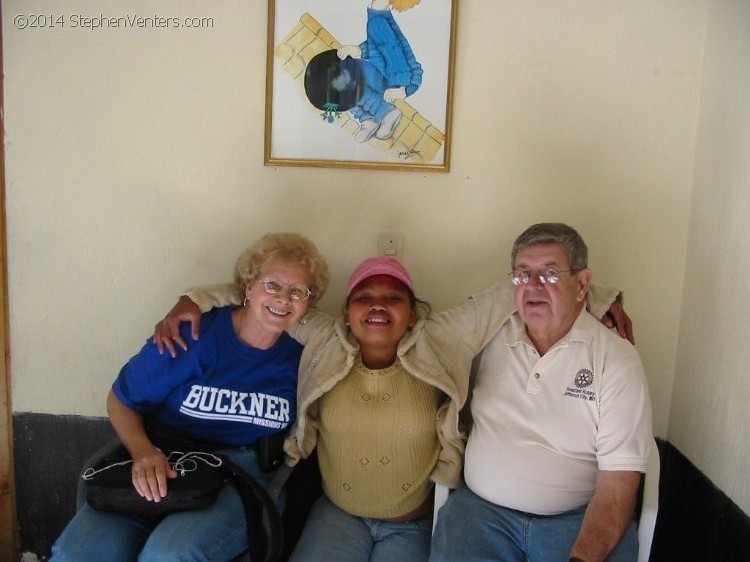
[154, 256, 621, 561]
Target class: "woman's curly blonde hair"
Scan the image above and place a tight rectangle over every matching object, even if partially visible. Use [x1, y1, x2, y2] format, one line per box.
[233, 233, 330, 305]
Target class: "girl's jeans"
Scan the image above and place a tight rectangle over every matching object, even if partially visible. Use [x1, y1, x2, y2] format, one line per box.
[289, 494, 433, 562]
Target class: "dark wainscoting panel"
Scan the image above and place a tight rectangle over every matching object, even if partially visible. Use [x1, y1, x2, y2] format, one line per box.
[14, 412, 114, 558]
[651, 439, 750, 561]
[12, 412, 322, 560]
[12, 414, 750, 560]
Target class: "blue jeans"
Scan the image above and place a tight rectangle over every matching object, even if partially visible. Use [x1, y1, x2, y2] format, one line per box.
[430, 484, 638, 562]
[50, 448, 274, 562]
[289, 494, 433, 562]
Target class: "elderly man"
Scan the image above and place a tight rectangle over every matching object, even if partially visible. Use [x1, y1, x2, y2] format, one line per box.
[430, 223, 652, 562]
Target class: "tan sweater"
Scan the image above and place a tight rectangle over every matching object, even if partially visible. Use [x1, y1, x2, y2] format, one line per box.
[316, 359, 442, 519]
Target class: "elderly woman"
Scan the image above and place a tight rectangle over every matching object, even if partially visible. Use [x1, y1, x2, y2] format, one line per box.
[50, 233, 329, 562]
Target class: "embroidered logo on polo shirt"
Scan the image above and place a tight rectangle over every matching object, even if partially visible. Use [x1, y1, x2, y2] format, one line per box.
[574, 369, 594, 388]
[564, 369, 596, 401]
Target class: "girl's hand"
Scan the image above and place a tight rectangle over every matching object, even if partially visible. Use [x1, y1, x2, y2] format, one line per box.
[153, 296, 202, 357]
[131, 447, 178, 502]
[601, 300, 635, 344]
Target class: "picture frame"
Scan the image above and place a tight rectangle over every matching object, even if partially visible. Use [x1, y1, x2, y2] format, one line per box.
[264, 0, 458, 172]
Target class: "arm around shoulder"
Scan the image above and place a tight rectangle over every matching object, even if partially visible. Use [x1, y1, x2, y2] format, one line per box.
[153, 283, 242, 356]
[185, 283, 243, 312]
[286, 308, 335, 345]
[431, 282, 516, 356]
[587, 284, 635, 344]
[586, 283, 620, 320]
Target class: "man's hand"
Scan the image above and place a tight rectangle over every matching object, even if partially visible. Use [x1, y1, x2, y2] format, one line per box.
[601, 300, 635, 344]
[153, 296, 202, 357]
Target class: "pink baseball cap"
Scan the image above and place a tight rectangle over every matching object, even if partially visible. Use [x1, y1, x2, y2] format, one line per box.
[346, 256, 415, 297]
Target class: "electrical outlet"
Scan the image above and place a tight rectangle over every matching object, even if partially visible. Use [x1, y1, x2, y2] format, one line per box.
[378, 233, 404, 256]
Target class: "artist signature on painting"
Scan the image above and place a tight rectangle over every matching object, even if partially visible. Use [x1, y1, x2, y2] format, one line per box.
[397, 148, 422, 160]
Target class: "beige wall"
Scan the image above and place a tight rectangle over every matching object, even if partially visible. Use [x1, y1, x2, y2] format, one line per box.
[6, 0, 739, 502]
[672, 0, 750, 513]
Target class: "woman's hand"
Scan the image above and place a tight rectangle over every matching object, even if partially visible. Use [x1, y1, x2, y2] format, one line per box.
[107, 390, 179, 501]
[153, 296, 203, 357]
[131, 447, 178, 502]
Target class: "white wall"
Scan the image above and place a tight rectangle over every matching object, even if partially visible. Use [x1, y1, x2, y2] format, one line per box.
[671, 0, 750, 514]
[3, 1, 706, 442]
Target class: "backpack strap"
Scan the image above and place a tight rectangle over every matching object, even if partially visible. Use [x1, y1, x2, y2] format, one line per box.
[224, 458, 285, 562]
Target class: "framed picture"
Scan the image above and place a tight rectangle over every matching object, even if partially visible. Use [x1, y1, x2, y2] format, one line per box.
[265, 0, 458, 172]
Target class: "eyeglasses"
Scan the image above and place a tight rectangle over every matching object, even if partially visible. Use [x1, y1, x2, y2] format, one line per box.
[257, 279, 312, 301]
[508, 268, 575, 286]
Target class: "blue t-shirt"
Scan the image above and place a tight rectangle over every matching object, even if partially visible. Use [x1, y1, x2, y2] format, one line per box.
[112, 306, 302, 446]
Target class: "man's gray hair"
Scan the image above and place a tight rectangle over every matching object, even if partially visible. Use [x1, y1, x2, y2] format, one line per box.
[511, 223, 588, 271]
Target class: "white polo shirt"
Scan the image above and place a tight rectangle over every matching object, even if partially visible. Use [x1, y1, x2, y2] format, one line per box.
[464, 308, 652, 515]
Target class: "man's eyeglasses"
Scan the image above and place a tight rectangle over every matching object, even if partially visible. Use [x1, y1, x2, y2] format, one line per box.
[257, 279, 312, 301]
[508, 268, 575, 286]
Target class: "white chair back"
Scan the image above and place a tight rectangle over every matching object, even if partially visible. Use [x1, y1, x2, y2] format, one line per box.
[637, 438, 661, 562]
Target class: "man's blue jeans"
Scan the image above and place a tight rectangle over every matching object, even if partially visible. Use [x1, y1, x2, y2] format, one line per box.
[50, 448, 274, 562]
[289, 494, 433, 562]
[430, 484, 638, 562]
